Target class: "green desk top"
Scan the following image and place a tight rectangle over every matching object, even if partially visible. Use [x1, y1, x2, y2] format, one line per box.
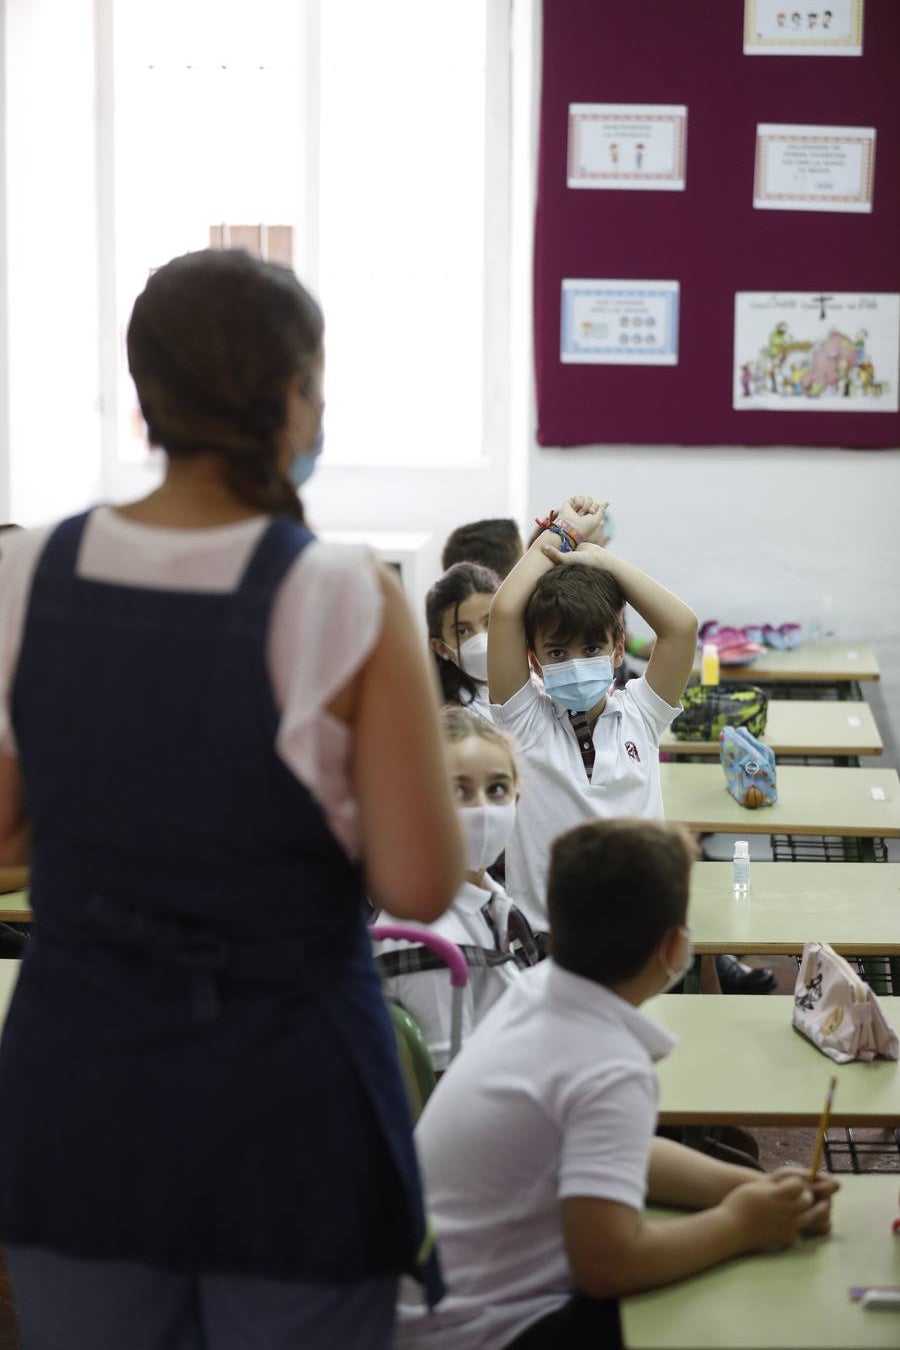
[692, 640, 880, 685]
[661, 764, 900, 837]
[689, 862, 900, 955]
[647, 995, 900, 1127]
[661, 701, 883, 757]
[622, 1176, 900, 1349]
[0, 890, 29, 923]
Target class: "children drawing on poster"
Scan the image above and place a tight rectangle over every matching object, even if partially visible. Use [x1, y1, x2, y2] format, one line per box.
[733, 293, 899, 413]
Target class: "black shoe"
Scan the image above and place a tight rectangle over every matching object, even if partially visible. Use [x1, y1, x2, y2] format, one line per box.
[716, 954, 776, 994]
[0, 922, 26, 958]
[716, 1124, 760, 1160]
[699, 1134, 765, 1171]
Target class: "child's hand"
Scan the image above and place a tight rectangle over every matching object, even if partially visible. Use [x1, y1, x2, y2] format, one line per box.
[768, 1168, 839, 1236]
[541, 539, 607, 568]
[557, 496, 609, 544]
[722, 1174, 819, 1252]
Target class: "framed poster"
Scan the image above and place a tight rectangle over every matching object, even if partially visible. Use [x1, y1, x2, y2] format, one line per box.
[567, 104, 687, 191]
[733, 291, 899, 412]
[561, 281, 680, 365]
[744, 0, 864, 56]
[753, 124, 875, 212]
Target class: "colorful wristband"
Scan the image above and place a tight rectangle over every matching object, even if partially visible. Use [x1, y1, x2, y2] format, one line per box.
[534, 516, 582, 553]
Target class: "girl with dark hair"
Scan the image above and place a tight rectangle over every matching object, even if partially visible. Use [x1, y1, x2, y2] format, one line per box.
[426, 561, 501, 718]
[0, 249, 462, 1349]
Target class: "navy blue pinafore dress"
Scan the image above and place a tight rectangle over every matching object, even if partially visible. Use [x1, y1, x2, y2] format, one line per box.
[0, 511, 440, 1296]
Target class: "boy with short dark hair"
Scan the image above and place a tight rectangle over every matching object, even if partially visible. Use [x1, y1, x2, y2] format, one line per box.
[441, 518, 525, 580]
[397, 819, 837, 1350]
[488, 495, 697, 930]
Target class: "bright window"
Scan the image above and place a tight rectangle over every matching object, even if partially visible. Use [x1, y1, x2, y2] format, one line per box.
[108, 0, 497, 470]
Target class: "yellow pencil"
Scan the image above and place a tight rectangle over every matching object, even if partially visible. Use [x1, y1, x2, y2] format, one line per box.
[808, 1075, 837, 1181]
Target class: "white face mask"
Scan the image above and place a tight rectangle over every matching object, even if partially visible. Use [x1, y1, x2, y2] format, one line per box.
[658, 927, 694, 994]
[457, 631, 489, 683]
[459, 802, 517, 872]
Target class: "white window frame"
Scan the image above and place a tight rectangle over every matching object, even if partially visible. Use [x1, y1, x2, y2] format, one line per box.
[94, 0, 521, 542]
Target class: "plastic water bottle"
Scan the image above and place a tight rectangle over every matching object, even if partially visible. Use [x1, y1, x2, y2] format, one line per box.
[733, 840, 750, 896]
[701, 642, 720, 686]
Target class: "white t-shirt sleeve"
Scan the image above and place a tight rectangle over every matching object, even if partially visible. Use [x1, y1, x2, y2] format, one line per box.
[557, 1064, 658, 1211]
[0, 526, 53, 755]
[268, 543, 384, 857]
[491, 676, 556, 752]
[622, 674, 682, 744]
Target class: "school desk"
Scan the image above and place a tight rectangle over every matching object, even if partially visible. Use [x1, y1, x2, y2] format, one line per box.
[688, 863, 900, 957]
[646, 995, 900, 1129]
[0, 867, 28, 896]
[660, 700, 883, 761]
[622, 1175, 900, 1350]
[0, 890, 29, 923]
[0, 957, 18, 1025]
[691, 640, 880, 701]
[660, 765, 900, 855]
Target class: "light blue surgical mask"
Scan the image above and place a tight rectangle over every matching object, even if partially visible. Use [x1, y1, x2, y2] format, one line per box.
[289, 425, 324, 488]
[600, 508, 615, 544]
[541, 654, 614, 712]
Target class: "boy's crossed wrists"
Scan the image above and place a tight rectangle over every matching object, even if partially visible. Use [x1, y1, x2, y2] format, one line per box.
[534, 515, 583, 554]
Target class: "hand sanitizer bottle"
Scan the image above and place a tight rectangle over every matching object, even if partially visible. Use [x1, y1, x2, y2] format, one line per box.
[701, 643, 720, 686]
[733, 840, 750, 896]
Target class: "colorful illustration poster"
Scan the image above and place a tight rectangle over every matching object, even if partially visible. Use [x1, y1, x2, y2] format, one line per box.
[754, 124, 875, 212]
[744, 0, 864, 55]
[561, 280, 679, 365]
[567, 105, 687, 191]
[733, 292, 899, 412]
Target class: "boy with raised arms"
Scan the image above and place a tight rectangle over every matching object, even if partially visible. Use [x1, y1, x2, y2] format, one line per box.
[488, 495, 696, 930]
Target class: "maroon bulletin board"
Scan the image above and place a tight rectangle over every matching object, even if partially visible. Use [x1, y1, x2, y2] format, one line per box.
[534, 0, 900, 449]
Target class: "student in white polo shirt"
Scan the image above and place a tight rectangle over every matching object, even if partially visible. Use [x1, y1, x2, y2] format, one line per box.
[374, 708, 539, 1070]
[487, 494, 696, 932]
[397, 819, 838, 1350]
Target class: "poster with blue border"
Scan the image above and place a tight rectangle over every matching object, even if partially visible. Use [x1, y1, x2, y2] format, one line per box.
[560, 279, 679, 365]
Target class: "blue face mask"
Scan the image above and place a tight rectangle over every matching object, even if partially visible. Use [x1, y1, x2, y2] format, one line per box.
[289, 425, 324, 488]
[541, 654, 614, 712]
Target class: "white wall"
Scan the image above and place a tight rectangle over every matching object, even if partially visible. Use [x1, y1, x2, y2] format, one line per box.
[521, 0, 900, 775]
[528, 444, 900, 768]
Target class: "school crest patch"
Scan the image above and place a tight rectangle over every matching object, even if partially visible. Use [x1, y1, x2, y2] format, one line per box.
[625, 740, 640, 762]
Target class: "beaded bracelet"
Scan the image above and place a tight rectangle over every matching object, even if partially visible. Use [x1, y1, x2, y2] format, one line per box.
[534, 515, 582, 553]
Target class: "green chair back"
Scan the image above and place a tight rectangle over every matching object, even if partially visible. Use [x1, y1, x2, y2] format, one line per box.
[388, 1001, 437, 1122]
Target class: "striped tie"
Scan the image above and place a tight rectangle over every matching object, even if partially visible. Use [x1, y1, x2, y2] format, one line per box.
[568, 710, 595, 781]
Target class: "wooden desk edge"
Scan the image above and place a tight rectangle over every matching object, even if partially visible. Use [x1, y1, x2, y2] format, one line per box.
[663, 742, 883, 756]
[658, 1109, 900, 1128]
[692, 940, 900, 956]
[667, 818, 899, 837]
[712, 670, 880, 683]
[0, 904, 30, 923]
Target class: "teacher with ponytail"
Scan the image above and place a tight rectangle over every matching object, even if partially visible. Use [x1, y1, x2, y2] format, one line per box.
[0, 249, 462, 1350]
